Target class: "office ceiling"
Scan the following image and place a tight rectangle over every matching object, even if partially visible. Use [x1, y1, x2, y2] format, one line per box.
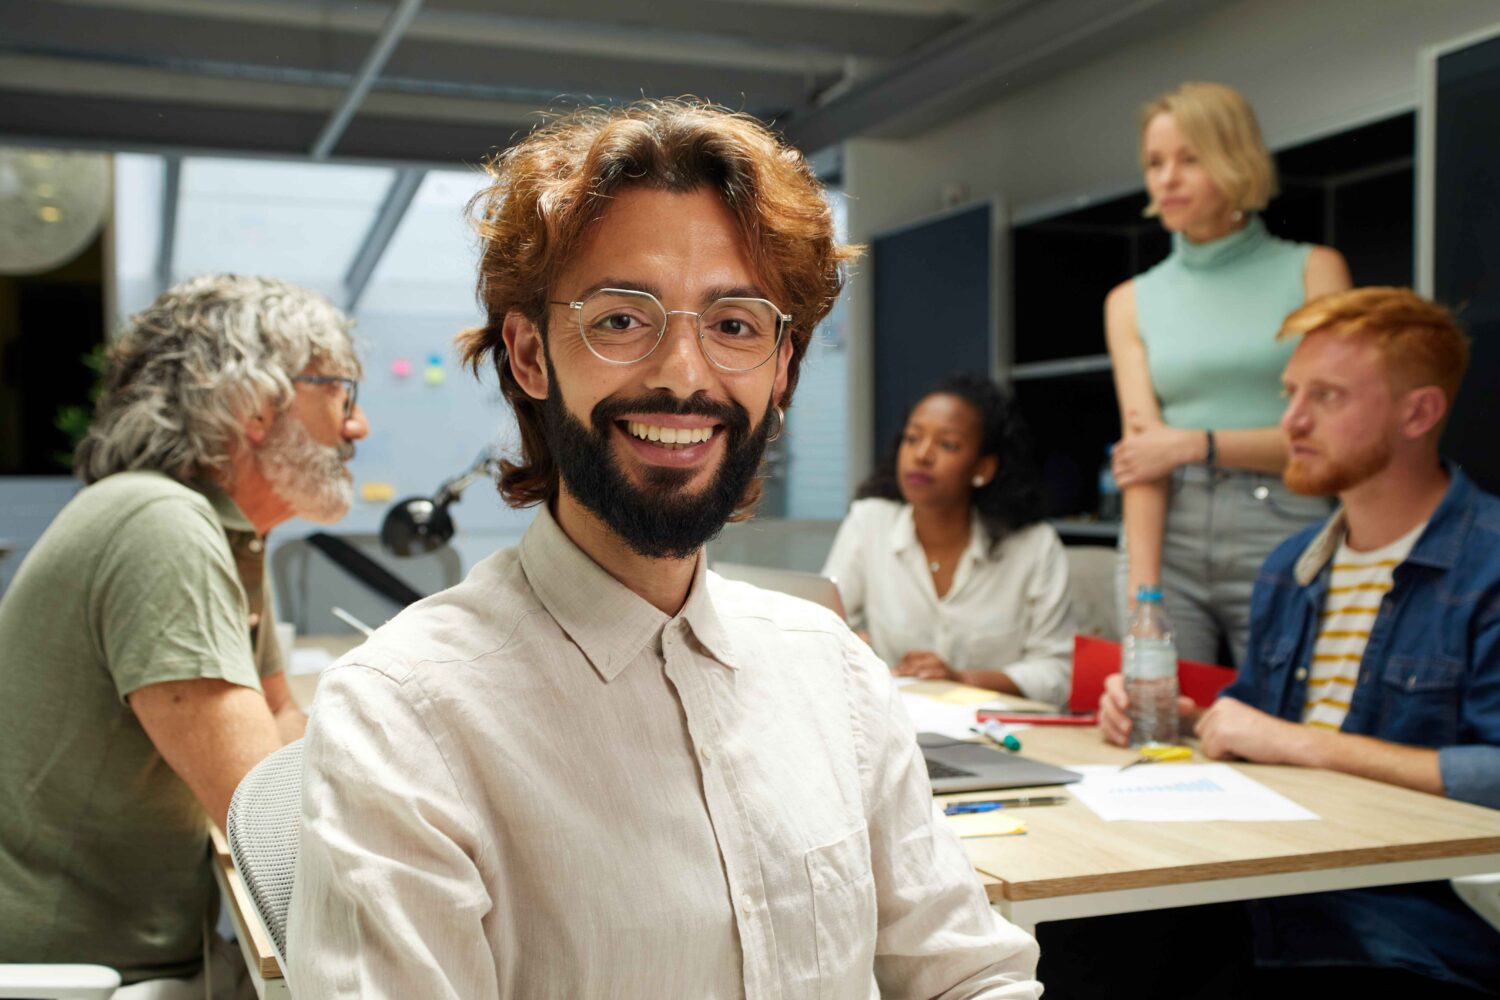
[0, 0, 1226, 166]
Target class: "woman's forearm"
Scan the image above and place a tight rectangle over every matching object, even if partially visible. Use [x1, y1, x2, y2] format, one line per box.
[1213, 425, 1288, 475]
[1122, 480, 1168, 592]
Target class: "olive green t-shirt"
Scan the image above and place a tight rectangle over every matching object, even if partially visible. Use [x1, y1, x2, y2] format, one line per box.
[0, 471, 281, 983]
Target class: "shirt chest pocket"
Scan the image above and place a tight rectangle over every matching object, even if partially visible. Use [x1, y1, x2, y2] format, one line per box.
[805, 826, 877, 998]
[1377, 653, 1464, 745]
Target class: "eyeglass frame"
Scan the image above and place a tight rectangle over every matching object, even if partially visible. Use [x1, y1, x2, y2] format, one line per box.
[547, 288, 793, 373]
[291, 374, 359, 419]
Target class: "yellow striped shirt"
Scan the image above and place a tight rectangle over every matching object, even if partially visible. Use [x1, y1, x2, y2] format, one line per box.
[1302, 521, 1427, 730]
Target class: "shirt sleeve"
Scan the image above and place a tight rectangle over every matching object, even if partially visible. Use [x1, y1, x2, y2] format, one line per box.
[93, 496, 262, 702]
[287, 663, 498, 998]
[822, 502, 871, 632]
[844, 636, 1042, 999]
[999, 527, 1075, 707]
[1438, 598, 1500, 809]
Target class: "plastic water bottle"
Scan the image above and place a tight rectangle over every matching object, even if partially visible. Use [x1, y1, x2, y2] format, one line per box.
[1099, 446, 1122, 521]
[1123, 585, 1179, 747]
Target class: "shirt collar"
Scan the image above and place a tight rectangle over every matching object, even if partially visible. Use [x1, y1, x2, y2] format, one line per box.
[187, 478, 257, 536]
[518, 505, 738, 681]
[888, 503, 991, 562]
[1293, 463, 1473, 586]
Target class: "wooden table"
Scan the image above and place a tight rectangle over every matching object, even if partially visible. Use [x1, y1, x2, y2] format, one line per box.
[952, 723, 1500, 933]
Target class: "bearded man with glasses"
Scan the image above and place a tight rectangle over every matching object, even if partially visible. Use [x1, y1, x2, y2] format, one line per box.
[288, 100, 1041, 999]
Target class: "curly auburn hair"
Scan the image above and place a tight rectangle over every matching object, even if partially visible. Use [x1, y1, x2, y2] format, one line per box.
[457, 98, 860, 511]
[856, 373, 1046, 551]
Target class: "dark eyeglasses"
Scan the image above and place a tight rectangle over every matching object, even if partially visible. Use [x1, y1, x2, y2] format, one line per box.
[292, 374, 359, 419]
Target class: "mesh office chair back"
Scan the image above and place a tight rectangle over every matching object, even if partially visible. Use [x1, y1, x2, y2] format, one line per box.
[226, 739, 304, 972]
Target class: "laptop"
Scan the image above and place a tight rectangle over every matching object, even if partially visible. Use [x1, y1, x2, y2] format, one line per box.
[710, 562, 847, 620]
[917, 732, 1083, 793]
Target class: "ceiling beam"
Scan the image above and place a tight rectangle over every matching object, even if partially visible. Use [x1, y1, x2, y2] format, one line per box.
[344, 168, 425, 312]
[704, 0, 986, 14]
[0, 53, 544, 126]
[42, 0, 857, 75]
[782, 0, 1197, 151]
[311, 0, 424, 159]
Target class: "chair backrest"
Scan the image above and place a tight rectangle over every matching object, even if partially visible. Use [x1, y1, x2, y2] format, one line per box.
[1068, 635, 1237, 712]
[1063, 545, 1120, 641]
[226, 740, 304, 972]
[271, 532, 461, 636]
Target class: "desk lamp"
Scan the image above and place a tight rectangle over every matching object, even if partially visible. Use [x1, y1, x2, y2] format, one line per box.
[380, 446, 502, 556]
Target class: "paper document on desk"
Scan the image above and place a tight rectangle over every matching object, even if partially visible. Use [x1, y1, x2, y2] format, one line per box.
[1068, 765, 1318, 822]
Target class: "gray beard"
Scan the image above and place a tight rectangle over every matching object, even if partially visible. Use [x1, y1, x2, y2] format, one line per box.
[256, 415, 353, 524]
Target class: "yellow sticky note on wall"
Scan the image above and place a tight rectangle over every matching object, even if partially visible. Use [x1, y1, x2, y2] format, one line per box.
[360, 482, 395, 502]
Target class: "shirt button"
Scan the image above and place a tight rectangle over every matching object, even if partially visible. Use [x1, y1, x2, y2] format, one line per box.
[248, 538, 264, 553]
[1294, 667, 1308, 681]
[739, 894, 754, 914]
[700, 744, 713, 764]
[1253, 485, 1270, 501]
[1407, 676, 1417, 691]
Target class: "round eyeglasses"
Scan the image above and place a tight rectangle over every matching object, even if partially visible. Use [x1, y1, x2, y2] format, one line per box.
[549, 288, 791, 372]
[292, 374, 359, 419]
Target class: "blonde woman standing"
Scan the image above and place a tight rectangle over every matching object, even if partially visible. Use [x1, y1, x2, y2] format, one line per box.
[1106, 82, 1351, 665]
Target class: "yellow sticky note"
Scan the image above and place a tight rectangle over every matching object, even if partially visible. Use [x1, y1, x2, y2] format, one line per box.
[946, 812, 1027, 838]
[932, 684, 1005, 706]
[360, 481, 395, 502]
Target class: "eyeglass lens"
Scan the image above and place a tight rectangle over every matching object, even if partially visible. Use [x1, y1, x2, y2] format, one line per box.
[577, 290, 781, 370]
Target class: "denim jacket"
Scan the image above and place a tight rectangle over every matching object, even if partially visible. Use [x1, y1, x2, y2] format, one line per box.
[1220, 465, 1500, 989]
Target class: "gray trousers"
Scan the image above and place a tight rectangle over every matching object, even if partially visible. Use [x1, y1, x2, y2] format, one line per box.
[1116, 464, 1331, 667]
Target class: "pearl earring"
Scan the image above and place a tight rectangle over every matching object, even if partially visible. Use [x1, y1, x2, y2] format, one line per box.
[1231, 209, 1244, 222]
[972, 475, 986, 488]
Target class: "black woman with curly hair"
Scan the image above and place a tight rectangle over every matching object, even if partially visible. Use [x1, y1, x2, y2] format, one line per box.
[823, 374, 1076, 704]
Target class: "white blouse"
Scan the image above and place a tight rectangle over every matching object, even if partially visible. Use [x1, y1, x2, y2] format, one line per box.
[822, 498, 1075, 706]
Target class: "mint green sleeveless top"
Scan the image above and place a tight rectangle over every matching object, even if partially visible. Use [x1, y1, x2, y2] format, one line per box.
[1134, 216, 1311, 431]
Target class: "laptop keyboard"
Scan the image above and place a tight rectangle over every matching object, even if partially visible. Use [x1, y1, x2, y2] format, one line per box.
[926, 758, 977, 780]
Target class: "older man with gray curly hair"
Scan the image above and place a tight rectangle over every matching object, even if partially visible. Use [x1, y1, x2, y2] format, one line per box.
[0, 274, 367, 995]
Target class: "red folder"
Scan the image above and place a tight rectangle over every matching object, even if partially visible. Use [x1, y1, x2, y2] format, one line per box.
[1068, 634, 1235, 713]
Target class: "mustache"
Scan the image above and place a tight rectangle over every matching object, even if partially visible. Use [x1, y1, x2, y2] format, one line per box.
[590, 390, 751, 440]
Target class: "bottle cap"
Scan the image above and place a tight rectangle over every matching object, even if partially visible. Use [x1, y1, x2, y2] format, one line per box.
[1136, 584, 1163, 602]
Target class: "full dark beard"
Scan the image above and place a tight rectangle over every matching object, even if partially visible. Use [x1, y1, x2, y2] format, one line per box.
[542, 377, 771, 560]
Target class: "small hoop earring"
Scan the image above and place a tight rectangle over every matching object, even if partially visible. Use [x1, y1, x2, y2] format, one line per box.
[972, 475, 986, 488]
[766, 405, 784, 443]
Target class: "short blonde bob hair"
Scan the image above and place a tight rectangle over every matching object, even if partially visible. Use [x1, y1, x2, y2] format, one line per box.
[1139, 81, 1277, 216]
[1278, 286, 1470, 406]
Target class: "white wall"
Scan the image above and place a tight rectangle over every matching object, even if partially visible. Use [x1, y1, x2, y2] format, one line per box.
[839, 0, 1500, 494]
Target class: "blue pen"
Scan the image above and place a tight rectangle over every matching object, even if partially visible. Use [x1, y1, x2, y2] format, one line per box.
[944, 795, 1069, 815]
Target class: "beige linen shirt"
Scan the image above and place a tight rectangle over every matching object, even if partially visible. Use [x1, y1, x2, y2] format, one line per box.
[288, 506, 1040, 999]
[822, 499, 1075, 706]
